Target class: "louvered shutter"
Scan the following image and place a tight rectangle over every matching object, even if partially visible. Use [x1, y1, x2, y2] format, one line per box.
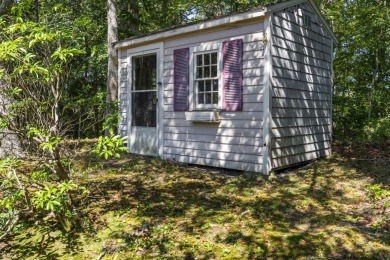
[222, 39, 243, 111]
[173, 48, 189, 111]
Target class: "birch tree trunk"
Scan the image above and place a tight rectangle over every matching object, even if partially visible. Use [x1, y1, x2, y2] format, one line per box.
[107, 0, 118, 110]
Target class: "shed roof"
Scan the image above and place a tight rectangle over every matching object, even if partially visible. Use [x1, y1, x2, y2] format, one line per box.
[114, 0, 337, 50]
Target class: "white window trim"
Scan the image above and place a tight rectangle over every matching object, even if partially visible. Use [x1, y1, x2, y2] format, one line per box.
[189, 43, 223, 111]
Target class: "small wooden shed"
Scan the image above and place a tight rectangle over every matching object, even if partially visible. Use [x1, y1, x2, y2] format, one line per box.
[114, 0, 337, 174]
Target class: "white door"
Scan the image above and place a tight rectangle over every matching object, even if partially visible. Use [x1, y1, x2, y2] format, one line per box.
[128, 45, 162, 156]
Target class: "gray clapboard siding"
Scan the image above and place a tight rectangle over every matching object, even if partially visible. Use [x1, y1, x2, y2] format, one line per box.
[273, 134, 330, 148]
[163, 118, 263, 128]
[164, 141, 262, 155]
[166, 154, 262, 172]
[272, 44, 330, 64]
[273, 15, 331, 45]
[272, 87, 331, 100]
[273, 108, 330, 118]
[164, 133, 262, 146]
[272, 125, 330, 138]
[273, 67, 331, 85]
[270, 2, 332, 169]
[163, 149, 262, 165]
[272, 98, 331, 109]
[272, 78, 330, 92]
[272, 117, 331, 128]
[273, 58, 330, 75]
[164, 126, 262, 138]
[272, 148, 330, 169]
[272, 140, 331, 157]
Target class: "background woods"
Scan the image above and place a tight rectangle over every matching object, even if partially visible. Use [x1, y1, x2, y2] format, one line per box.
[0, 0, 389, 256]
[1, 0, 388, 143]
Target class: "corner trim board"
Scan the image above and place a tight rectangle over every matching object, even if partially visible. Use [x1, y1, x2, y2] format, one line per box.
[261, 14, 273, 175]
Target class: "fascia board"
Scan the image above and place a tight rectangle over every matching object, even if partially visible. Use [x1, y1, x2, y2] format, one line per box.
[115, 10, 265, 49]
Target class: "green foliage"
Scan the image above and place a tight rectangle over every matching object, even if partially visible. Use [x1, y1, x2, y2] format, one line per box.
[367, 184, 390, 201]
[321, 0, 390, 141]
[32, 181, 78, 213]
[92, 128, 128, 160]
[363, 118, 390, 142]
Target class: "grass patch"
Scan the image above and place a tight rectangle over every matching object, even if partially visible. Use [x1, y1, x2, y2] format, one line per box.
[1, 142, 389, 259]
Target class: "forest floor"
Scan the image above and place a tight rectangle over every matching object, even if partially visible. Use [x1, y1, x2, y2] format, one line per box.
[1, 142, 389, 259]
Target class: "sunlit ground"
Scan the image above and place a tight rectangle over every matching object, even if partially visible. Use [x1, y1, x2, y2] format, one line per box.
[1, 142, 389, 259]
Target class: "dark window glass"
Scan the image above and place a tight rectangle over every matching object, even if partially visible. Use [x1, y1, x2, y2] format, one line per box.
[211, 52, 217, 64]
[196, 55, 202, 66]
[205, 93, 211, 104]
[205, 80, 211, 91]
[211, 65, 217, 77]
[133, 54, 157, 90]
[196, 67, 202, 79]
[204, 66, 210, 78]
[204, 53, 210, 65]
[199, 81, 205, 91]
[212, 93, 218, 104]
[132, 92, 156, 127]
[198, 93, 204, 104]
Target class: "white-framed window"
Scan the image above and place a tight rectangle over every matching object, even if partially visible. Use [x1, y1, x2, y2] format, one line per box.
[190, 44, 223, 110]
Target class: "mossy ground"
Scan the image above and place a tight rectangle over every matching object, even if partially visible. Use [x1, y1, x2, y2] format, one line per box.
[1, 142, 389, 259]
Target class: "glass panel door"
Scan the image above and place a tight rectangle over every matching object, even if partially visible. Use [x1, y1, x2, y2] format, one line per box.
[129, 52, 158, 156]
[132, 54, 157, 127]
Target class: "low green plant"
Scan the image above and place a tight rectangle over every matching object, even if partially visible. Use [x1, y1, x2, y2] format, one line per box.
[91, 114, 128, 160]
[91, 128, 128, 159]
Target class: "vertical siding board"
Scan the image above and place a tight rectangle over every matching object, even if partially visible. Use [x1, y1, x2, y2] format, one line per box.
[270, 2, 333, 169]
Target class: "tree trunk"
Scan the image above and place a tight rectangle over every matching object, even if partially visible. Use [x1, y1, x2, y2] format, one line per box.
[107, 0, 118, 106]
[0, 0, 14, 16]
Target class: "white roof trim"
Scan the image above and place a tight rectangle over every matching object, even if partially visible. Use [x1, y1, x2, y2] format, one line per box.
[115, 10, 266, 49]
[114, 0, 337, 49]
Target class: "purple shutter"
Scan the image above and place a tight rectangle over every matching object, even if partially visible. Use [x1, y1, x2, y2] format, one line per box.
[222, 39, 243, 111]
[173, 48, 189, 111]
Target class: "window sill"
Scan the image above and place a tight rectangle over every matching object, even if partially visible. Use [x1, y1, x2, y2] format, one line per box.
[185, 111, 220, 123]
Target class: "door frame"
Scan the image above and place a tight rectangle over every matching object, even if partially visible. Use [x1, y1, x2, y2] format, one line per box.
[125, 42, 164, 157]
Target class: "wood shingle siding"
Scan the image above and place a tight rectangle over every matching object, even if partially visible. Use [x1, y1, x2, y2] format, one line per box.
[270, 2, 333, 169]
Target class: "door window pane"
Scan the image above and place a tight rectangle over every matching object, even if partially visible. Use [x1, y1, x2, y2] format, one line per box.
[132, 91, 156, 127]
[133, 54, 157, 91]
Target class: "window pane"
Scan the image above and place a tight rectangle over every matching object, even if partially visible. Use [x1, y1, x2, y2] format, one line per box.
[198, 93, 205, 104]
[133, 54, 157, 91]
[212, 80, 218, 91]
[198, 81, 204, 92]
[196, 67, 203, 79]
[205, 80, 211, 91]
[205, 93, 211, 104]
[132, 91, 156, 127]
[211, 52, 217, 64]
[212, 93, 218, 104]
[204, 66, 210, 78]
[204, 53, 210, 65]
[211, 65, 217, 77]
[197, 55, 202, 66]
